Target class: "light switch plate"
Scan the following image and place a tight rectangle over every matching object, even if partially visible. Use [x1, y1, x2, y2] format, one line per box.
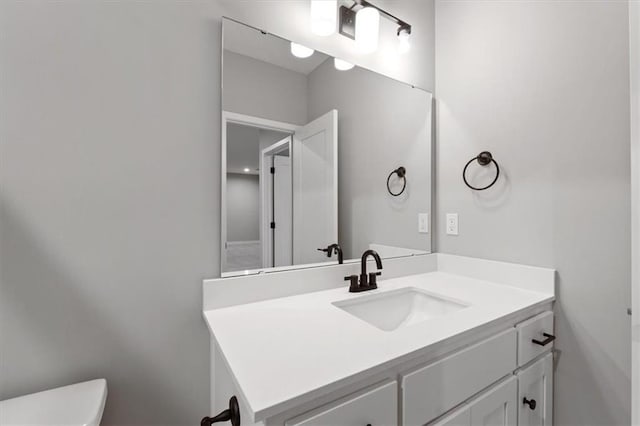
[418, 213, 429, 233]
[446, 213, 459, 235]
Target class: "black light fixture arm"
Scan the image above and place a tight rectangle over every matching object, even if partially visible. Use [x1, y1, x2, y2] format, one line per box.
[351, 0, 411, 34]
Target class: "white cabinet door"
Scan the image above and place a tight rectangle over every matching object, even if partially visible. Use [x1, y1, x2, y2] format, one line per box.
[285, 381, 396, 426]
[429, 405, 470, 426]
[469, 377, 517, 426]
[517, 353, 553, 426]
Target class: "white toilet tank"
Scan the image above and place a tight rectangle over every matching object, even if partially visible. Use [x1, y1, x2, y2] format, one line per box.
[0, 379, 107, 426]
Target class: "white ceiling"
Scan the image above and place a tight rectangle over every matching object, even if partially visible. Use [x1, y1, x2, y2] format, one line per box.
[224, 19, 329, 75]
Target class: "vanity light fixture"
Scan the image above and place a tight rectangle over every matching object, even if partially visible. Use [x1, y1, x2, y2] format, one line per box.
[311, 0, 337, 36]
[243, 168, 251, 173]
[397, 25, 411, 54]
[290, 42, 315, 58]
[355, 7, 380, 54]
[337, 0, 412, 54]
[334, 58, 355, 71]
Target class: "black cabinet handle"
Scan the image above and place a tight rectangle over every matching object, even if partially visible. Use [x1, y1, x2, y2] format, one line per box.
[201, 396, 240, 426]
[532, 332, 556, 346]
[523, 397, 537, 410]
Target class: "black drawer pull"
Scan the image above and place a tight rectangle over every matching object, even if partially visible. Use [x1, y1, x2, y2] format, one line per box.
[532, 332, 555, 346]
[201, 396, 240, 426]
[523, 397, 537, 410]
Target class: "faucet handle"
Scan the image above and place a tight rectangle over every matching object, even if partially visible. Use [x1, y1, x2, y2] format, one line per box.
[344, 275, 360, 293]
[368, 272, 381, 288]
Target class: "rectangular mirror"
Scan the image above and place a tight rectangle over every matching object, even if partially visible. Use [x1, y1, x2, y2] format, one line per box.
[221, 18, 432, 276]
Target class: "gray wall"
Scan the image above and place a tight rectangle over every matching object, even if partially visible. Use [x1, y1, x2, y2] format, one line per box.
[435, 1, 631, 424]
[259, 129, 291, 153]
[226, 123, 260, 173]
[226, 174, 260, 242]
[223, 51, 308, 125]
[0, 1, 221, 424]
[307, 59, 432, 258]
[0, 1, 435, 424]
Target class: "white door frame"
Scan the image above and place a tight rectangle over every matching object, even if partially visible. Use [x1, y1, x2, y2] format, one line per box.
[260, 137, 292, 268]
[221, 111, 298, 276]
[630, 2, 639, 423]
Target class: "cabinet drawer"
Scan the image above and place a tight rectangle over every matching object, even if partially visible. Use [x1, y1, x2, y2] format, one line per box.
[517, 312, 554, 366]
[518, 352, 553, 426]
[285, 381, 397, 426]
[402, 328, 517, 426]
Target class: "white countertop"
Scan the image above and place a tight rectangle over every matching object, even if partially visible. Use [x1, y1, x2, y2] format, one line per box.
[203, 270, 554, 422]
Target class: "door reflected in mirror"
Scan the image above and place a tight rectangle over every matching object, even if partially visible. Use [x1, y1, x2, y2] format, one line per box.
[222, 18, 432, 276]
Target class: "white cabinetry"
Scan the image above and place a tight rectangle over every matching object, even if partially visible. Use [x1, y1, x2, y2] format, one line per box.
[517, 353, 553, 426]
[285, 381, 397, 426]
[517, 312, 555, 366]
[402, 329, 516, 425]
[277, 312, 555, 426]
[430, 406, 471, 426]
[429, 376, 518, 426]
[469, 377, 518, 426]
[429, 377, 518, 426]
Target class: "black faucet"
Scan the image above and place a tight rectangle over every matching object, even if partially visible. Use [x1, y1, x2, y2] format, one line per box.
[317, 243, 344, 264]
[344, 250, 383, 292]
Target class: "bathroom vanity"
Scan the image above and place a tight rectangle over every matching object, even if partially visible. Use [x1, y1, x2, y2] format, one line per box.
[203, 254, 555, 426]
[209, 16, 556, 426]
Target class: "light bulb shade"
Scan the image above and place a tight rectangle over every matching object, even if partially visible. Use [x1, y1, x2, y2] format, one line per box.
[291, 42, 315, 58]
[311, 0, 337, 36]
[334, 58, 354, 71]
[398, 30, 410, 54]
[355, 7, 380, 54]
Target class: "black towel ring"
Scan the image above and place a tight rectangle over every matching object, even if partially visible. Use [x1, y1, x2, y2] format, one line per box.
[387, 166, 407, 196]
[463, 151, 500, 191]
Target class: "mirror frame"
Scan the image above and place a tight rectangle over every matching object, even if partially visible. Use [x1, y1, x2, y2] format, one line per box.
[219, 17, 433, 278]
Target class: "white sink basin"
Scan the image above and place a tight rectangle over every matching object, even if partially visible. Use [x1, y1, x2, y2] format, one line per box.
[333, 287, 469, 331]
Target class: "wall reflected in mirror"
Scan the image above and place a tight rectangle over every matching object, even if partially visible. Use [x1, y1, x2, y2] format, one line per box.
[222, 18, 432, 276]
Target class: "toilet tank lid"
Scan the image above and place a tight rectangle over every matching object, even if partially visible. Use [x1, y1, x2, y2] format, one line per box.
[0, 379, 107, 426]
